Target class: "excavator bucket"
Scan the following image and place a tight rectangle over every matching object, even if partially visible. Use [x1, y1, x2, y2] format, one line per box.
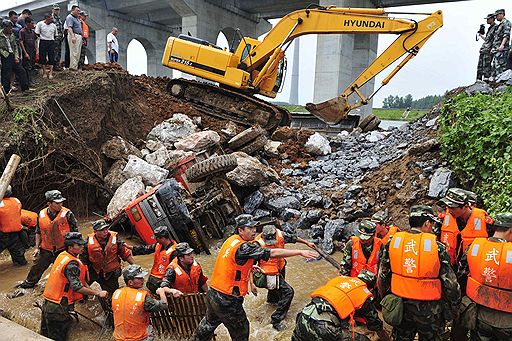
[305, 96, 349, 125]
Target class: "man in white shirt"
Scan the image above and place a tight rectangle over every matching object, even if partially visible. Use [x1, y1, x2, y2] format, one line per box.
[107, 27, 119, 63]
[35, 14, 57, 79]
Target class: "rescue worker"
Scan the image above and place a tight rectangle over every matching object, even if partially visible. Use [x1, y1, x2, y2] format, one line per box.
[193, 214, 318, 341]
[457, 212, 512, 340]
[439, 188, 490, 267]
[78, 11, 88, 68]
[18, 190, 78, 289]
[81, 219, 134, 294]
[130, 226, 177, 295]
[112, 264, 181, 341]
[371, 210, 400, 245]
[253, 224, 316, 330]
[378, 205, 461, 341]
[160, 242, 208, 294]
[477, 13, 498, 81]
[0, 185, 27, 266]
[492, 9, 511, 76]
[41, 232, 108, 341]
[292, 270, 389, 341]
[340, 219, 383, 278]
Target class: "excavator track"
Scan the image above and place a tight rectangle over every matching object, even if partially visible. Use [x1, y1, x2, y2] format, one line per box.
[166, 78, 291, 132]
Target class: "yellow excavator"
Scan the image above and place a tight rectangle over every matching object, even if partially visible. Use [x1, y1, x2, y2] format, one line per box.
[162, 5, 443, 131]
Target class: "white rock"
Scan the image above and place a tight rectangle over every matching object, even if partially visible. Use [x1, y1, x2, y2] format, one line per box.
[337, 131, 350, 139]
[365, 131, 386, 142]
[496, 69, 512, 82]
[123, 155, 169, 186]
[264, 140, 282, 157]
[145, 139, 165, 152]
[147, 113, 197, 144]
[426, 117, 439, 127]
[174, 130, 220, 152]
[107, 176, 145, 219]
[104, 160, 129, 192]
[428, 167, 454, 198]
[144, 147, 171, 167]
[101, 136, 142, 160]
[227, 152, 279, 187]
[305, 133, 331, 155]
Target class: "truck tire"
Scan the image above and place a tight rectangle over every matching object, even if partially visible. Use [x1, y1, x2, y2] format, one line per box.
[359, 114, 381, 133]
[237, 135, 267, 155]
[228, 126, 264, 150]
[185, 154, 238, 183]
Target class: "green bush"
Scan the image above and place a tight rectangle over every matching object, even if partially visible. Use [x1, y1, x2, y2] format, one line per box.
[439, 90, 512, 214]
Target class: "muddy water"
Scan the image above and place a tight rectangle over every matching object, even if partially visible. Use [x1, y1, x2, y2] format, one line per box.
[0, 224, 377, 340]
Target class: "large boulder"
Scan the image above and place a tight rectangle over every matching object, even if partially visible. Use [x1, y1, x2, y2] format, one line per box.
[174, 130, 220, 152]
[243, 191, 264, 214]
[321, 219, 345, 254]
[305, 133, 331, 156]
[144, 147, 171, 168]
[227, 152, 279, 187]
[104, 160, 129, 192]
[123, 155, 169, 186]
[147, 113, 197, 144]
[428, 167, 454, 198]
[265, 195, 301, 213]
[101, 136, 142, 160]
[107, 176, 145, 219]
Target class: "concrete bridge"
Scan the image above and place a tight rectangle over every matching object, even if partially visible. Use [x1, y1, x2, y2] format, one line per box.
[1, 0, 468, 113]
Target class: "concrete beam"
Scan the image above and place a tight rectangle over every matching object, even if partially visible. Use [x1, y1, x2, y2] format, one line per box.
[0, 316, 51, 340]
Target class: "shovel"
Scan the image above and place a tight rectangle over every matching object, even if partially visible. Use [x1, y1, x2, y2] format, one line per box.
[306, 96, 350, 125]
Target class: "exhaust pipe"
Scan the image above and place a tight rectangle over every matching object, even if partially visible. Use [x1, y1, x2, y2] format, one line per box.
[306, 96, 350, 125]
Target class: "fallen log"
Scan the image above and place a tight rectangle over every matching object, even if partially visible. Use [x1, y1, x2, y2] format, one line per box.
[0, 154, 21, 199]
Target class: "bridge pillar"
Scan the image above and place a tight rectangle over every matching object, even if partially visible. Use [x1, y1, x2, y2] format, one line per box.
[95, 28, 107, 63]
[313, 0, 378, 119]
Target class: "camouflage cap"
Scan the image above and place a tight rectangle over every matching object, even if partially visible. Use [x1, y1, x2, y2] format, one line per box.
[371, 211, 389, 224]
[409, 205, 439, 222]
[153, 226, 170, 238]
[92, 219, 109, 231]
[235, 214, 258, 228]
[358, 219, 376, 240]
[461, 189, 478, 205]
[261, 225, 277, 246]
[439, 188, 467, 208]
[45, 190, 66, 203]
[175, 242, 194, 257]
[52, 3, 60, 9]
[495, 9, 505, 15]
[493, 213, 512, 229]
[484, 13, 496, 19]
[64, 232, 87, 246]
[122, 264, 148, 282]
[357, 269, 376, 288]
[1, 20, 13, 28]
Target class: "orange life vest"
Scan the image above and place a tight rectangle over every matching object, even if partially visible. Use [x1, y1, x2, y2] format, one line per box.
[440, 208, 488, 264]
[255, 229, 285, 275]
[21, 209, 38, 228]
[43, 251, 88, 305]
[389, 231, 442, 300]
[210, 235, 254, 297]
[150, 241, 177, 279]
[0, 197, 22, 233]
[39, 207, 71, 251]
[81, 21, 89, 39]
[311, 276, 373, 320]
[112, 287, 150, 341]
[466, 238, 512, 313]
[166, 257, 203, 294]
[381, 225, 400, 245]
[350, 236, 382, 277]
[87, 231, 122, 274]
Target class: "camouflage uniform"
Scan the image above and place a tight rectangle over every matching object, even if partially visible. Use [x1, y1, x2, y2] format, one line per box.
[492, 17, 511, 76]
[292, 294, 382, 341]
[457, 212, 512, 341]
[52, 13, 64, 67]
[378, 207, 461, 341]
[477, 22, 497, 80]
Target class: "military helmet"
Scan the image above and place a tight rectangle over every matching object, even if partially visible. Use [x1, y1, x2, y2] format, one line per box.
[439, 188, 467, 208]
[64, 232, 87, 247]
[122, 264, 148, 283]
[92, 219, 109, 231]
[175, 242, 194, 257]
[153, 226, 170, 238]
[358, 219, 376, 241]
[493, 213, 512, 229]
[357, 269, 376, 288]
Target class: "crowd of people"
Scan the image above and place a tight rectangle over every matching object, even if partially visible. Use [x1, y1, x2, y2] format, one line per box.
[476, 8, 511, 81]
[0, 182, 510, 341]
[0, 4, 119, 95]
